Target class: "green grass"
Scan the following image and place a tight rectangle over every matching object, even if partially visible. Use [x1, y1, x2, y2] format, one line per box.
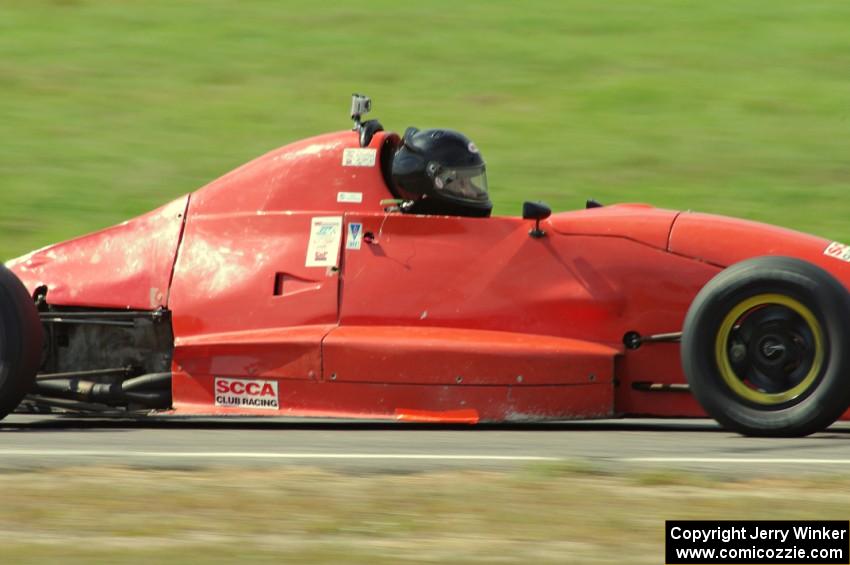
[3, 0, 850, 260]
[1, 465, 849, 564]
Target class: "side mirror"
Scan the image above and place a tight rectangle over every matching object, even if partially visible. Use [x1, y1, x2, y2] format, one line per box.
[522, 201, 551, 239]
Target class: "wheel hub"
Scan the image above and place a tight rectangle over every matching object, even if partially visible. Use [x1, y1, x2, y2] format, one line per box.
[758, 335, 787, 360]
[716, 294, 825, 405]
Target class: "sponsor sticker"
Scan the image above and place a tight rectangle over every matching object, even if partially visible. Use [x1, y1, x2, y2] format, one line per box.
[824, 241, 850, 262]
[305, 216, 342, 267]
[346, 222, 363, 250]
[342, 147, 377, 167]
[214, 377, 279, 410]
[337, 191, 363, 203]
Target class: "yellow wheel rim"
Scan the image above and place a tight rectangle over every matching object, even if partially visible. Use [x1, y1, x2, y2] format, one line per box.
[714, 293, 825, 405]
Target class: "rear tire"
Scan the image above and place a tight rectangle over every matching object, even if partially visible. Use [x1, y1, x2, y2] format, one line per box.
[0, 265, 43, 420]
[681, 256, 850, 437]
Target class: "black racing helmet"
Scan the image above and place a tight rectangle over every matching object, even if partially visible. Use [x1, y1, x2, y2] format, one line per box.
[390, 127, 492, 218]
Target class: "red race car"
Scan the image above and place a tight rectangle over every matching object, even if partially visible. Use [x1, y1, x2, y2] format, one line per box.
[2, 95, 849, 437]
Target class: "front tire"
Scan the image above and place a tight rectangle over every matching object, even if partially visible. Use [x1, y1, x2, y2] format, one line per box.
[0, 265, 43, 420]
[681, 256, 850, 437]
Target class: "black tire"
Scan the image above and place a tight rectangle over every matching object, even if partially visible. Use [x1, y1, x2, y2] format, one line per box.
[0, 264, 43, 420]
[681, 256, 850, 437]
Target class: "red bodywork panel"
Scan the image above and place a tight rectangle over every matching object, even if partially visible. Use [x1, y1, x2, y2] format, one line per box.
[549, 203, 679, 250]
[670, 212, 850, 285]
[9, 128, 850, 421]
[8, 196, 188, 310]
[323, 326, 618, 386]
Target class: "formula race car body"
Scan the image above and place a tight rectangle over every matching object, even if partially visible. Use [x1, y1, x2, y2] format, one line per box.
[4, 97, 850, 436]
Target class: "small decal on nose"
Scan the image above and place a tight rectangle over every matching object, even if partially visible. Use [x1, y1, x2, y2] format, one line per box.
[824, 241, 850, 262]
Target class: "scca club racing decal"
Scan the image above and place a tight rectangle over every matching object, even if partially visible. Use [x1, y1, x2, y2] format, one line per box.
[214, 377, 279, 410]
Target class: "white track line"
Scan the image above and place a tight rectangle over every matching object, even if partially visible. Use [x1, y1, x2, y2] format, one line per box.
[0, 449, 558, 461]
[624, 457, 850, 465]
[2, 450, 850, 465]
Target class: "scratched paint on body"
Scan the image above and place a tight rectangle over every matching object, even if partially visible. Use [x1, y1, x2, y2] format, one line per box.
[6, 196, 189, 309]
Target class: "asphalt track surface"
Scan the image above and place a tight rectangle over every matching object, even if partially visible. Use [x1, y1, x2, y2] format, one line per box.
[2, 415, 850, 475]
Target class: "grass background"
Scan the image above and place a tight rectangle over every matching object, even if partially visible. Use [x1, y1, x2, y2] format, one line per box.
[2, 0, 850, 261]
[2, 464, 849, 564]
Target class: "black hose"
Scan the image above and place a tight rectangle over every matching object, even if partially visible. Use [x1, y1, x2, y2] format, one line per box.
[24, 394, 114, 413]
[121, 373, 171, 391]
[32, 372, 172, 408]
[124, 390, 171, 408]
[34, 379, 105, 398]
[36, 366, 133, 381]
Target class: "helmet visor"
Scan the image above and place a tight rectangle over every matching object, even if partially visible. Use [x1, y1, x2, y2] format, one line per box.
[432, 166, 489, 203]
